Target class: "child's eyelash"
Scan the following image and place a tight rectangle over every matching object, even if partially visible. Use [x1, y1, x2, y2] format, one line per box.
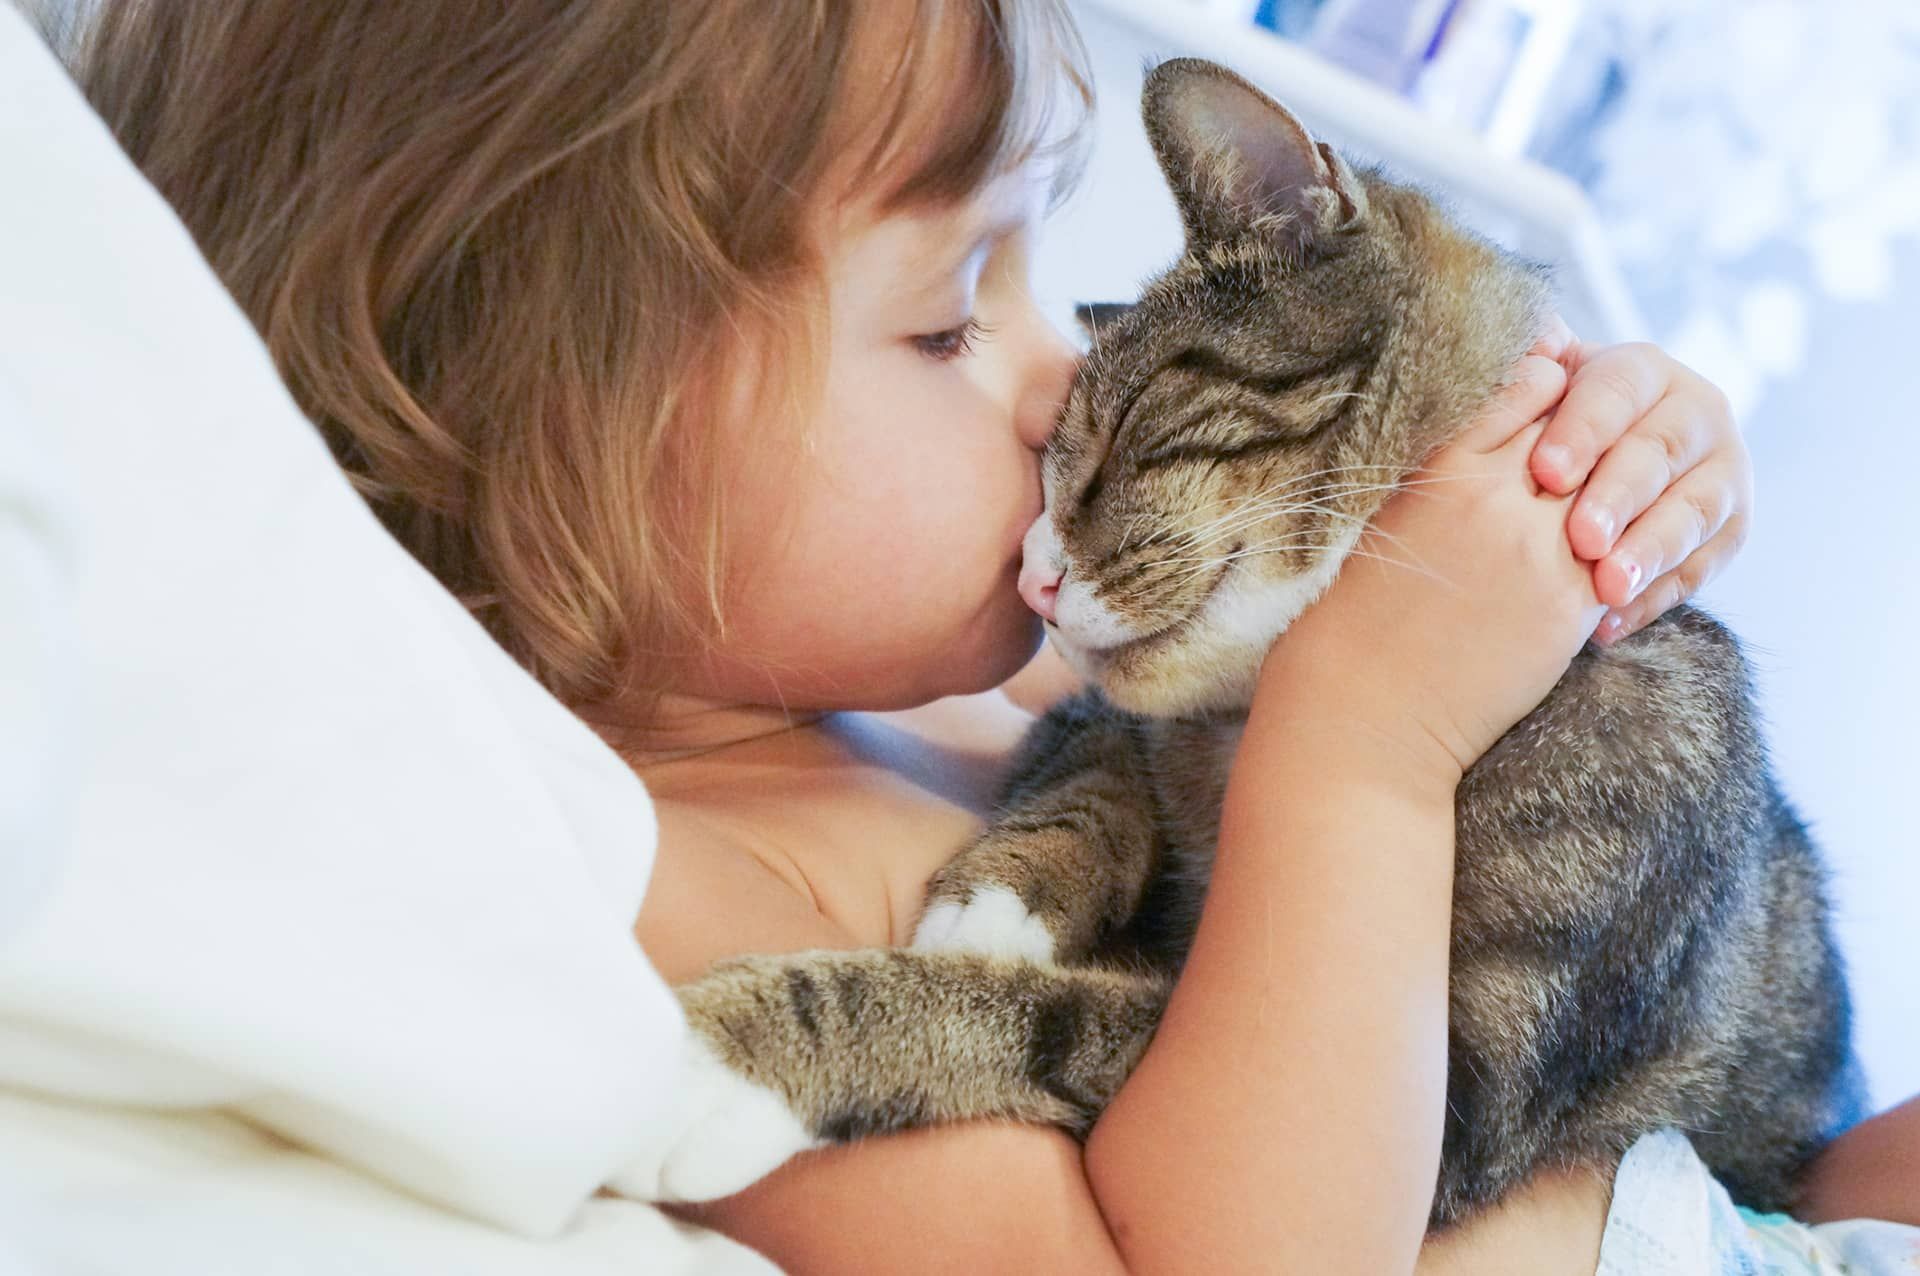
[913, 318, 994, 362]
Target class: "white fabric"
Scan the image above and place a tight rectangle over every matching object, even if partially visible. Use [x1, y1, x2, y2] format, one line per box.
[0, 9, 771, 1271]
[0, 1091, 770, 1276]
[1597, 1129, 1920, 1274]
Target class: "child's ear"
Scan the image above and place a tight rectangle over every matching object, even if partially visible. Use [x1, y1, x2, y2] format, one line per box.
[1141, 58, 1367, 251]
[1073, 301, 1134, 341]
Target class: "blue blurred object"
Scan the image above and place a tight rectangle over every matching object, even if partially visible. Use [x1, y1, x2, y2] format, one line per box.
[1300, 0, 1454, 93]
[1253, 0, 1327, 39]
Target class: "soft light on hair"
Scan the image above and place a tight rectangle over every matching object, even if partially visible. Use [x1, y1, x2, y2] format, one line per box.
[70, 0, 1090, 711]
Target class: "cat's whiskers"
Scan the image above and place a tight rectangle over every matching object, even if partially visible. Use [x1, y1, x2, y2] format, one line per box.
[1157, 533, 1328, 574]
[1201, 464, 1406, 520]
[1105, 443, 1505, 589]
[1185, 469, 1419, 540]
[1176, 487, 1428, 570]
[1171, 508, 1338, 559]
[1336, 544, 1448, 586]
[1157, 521, 1367, 582]
[1273, 497, 1427, 562]
[1141, 501, 1310, 556]
[1227, 472, 1496, 541]
[1176, 484, 1376, 544]
[1159, 520, 1442, 588]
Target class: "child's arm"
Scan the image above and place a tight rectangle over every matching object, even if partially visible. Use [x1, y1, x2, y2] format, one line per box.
[674, 1121, 1611, 1275]
[1795, 1093, 1920, 1225]
[1082, 352, 1606, 1272]
[1089, 340, 1754, 1268]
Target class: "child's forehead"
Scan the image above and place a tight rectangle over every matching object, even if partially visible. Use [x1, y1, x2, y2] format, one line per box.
[833, 166, 1044, 275]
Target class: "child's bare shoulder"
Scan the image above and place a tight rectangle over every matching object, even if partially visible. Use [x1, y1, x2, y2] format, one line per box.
[634, 654, 1083, 984]
[635, 798, 859, 985]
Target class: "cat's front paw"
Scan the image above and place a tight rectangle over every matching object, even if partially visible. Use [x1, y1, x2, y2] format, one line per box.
[912, 885, 1057, 963]
[610, 1032, 821, 1204]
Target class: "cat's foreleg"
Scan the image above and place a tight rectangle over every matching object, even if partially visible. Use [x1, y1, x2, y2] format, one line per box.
[620, 948, 1169, 1202]
[915, 696, 1163, 963]
[914, 775, 1162, 963]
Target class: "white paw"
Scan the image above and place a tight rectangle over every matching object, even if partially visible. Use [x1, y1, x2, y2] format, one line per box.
[911, 885, 1057, 963]
[609, 1033, 820, 1203]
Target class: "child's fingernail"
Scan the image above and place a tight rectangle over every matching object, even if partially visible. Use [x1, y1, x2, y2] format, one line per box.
[1618, 556, 1644, 599]
[1537, 443, 1573, 481]
[1597, 613, 1627, 644]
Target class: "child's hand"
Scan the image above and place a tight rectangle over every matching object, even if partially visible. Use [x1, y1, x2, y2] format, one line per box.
[1267, 352, 1606, 787]
[1525, 334, 1753, 645]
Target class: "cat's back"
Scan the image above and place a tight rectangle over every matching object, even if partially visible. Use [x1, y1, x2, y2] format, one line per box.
[1468, 605, 1761, 804]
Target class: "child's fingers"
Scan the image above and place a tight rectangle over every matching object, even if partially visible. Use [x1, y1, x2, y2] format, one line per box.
[1564, 390, 1718, 562]
[1527, 312, 1577, 365]
[1592, 516, 1748, 645]
[1459, 354, 1568, 453]
[1528, 344, 1669, 494]
[1591, 462, 1745, 608]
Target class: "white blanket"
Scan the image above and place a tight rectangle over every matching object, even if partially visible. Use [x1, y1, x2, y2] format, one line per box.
[0, 9, 770, 1270]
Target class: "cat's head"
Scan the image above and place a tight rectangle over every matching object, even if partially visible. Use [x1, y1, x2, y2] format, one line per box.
[1026, 58, 1552, 718]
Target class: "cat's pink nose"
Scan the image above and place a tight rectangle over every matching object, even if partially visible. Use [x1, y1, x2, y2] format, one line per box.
[1019, 559, 1064, 622]
[1019, 515, 1066, 622]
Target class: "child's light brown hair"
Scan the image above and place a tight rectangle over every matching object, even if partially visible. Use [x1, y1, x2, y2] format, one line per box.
[71, 0, 1089, 708]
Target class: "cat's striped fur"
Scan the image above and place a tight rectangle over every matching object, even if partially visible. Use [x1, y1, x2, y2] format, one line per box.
[673, 59, 1858, 1226]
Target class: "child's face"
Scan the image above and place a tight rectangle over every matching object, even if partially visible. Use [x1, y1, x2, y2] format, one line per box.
[701, 166, 1076, 712]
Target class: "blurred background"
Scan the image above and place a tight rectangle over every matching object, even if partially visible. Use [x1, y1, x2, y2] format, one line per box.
[1037, 0, 1919, 1110]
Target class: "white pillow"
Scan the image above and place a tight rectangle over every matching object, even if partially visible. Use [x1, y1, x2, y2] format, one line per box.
[0, 7, 739, 1262]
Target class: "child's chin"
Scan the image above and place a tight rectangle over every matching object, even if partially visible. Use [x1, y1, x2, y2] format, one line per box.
[938, 611, 1047, 701]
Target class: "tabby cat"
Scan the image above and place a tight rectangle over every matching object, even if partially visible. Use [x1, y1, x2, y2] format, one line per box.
[629, 58, 1858, 1226]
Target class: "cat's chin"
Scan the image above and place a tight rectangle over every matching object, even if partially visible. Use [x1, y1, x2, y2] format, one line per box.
[1053, 628, 1263, 720]
[1101, 661, 1262, 719]
[1052, 542, 1359, 720]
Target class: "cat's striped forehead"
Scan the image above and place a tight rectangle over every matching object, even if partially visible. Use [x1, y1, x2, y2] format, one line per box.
[1037, 165, 1546, 718]
[1059, 204, 1405, 483]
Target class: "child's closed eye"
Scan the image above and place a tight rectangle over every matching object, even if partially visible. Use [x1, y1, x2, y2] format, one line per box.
[912, 318, 994, 362]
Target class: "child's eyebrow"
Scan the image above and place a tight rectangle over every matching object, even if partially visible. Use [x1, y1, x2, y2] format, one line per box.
[919, 201, 1031, 287]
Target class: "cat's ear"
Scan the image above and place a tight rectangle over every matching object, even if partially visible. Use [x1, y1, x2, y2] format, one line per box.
[1141, 58, 1367, 250]
[1073, 301, 1134, 341]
